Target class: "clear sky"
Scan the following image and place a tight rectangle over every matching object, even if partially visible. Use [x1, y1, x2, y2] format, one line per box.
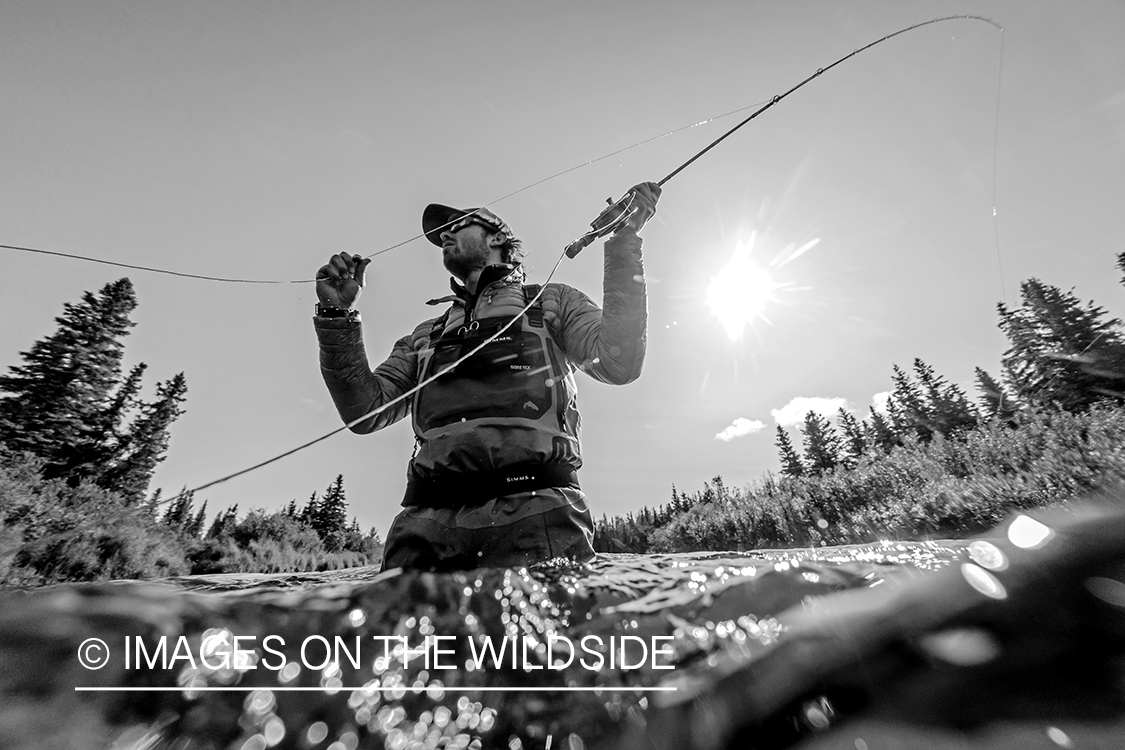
[2, 1, 1124, 537]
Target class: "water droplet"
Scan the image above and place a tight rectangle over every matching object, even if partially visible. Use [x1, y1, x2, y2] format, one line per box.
[279, 661, 301, 683]
[961, 563, 1007, 600]
[239, 734, 267, 750]
[1046, 727, 1072, 747]
[1086, 576, 1125, 608]
[245, 689, 275, 714]
[968, 540, 1008, 571]
[1007, 515, 1053, 549]
[263, 717, 286, 746]
[802, 697, 834, 729]
[306, 722, 329, 745]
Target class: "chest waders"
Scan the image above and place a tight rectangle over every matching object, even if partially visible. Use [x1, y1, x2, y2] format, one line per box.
[405, 285, 581, 507]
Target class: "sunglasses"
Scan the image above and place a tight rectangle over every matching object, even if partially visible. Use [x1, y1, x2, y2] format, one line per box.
[446, 211, 504, 236]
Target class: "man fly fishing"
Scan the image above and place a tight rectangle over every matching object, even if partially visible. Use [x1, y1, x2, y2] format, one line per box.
[313, 182, 661, 571]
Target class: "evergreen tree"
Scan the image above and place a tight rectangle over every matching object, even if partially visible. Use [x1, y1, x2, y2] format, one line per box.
[142, 487, 163, 520]
[836, 408, 866, 467]
[667, 485, 681, 516]
[912, 359, 978, 437]
[888, 364, 933, 442]
[0, 279, 137, 477]
[98, 363, 148, 457]
[975, 367, 1019, 422]
[318, 476, 348, 531]
[998, 278, 1125, 412]
[309, 475, 349, 551]
[187, 500, 208, 539]
[0, 278, 187, 500]
[865, 407, 899, 453]
[99, 373, 187, 504]
[1117, 251, 1125, 288]
[800, 411, 841, 475]
[207, 505, 239, 538]
[300, 492, 318, 526]
[774, 425, 804, 477]
[162, 489, 196, 533]
[884, 360, 978, 443]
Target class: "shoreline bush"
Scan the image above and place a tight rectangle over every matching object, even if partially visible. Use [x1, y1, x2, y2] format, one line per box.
[0, 450, 383, 586]
[596, 406, 1125, 553]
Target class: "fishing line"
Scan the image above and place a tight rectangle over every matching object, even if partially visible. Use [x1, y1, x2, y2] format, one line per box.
[659, 15, 1002, 187]
[140, 15, 1004, 505]
[990, 30, 1007, 303]
[562, 15, 1004, 260]
[0, 243, 293, 284]
[176, 255, 565, 500]
[0, 100, 769, 285]
[2, 19, 1003, 284]
[175, 203, 656, 501]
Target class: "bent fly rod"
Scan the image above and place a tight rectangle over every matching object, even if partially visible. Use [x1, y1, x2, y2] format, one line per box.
[158, 15, 1004, 504]
[564, 14, 1003, 258]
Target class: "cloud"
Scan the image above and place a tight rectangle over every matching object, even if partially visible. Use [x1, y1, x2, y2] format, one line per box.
[715, 417, 766, 442]
[871, 391, 892, 415]
[771, 397, 850, 427]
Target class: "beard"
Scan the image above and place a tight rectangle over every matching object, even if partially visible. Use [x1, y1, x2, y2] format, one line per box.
[442, 233, 492, 280]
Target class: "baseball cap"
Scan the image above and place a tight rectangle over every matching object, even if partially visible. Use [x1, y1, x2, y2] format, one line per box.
[422, 204, 519, 247]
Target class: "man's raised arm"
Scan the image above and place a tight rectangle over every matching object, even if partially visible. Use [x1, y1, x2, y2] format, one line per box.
[554, 182, 661, 385]
[312, 253, 415, 433]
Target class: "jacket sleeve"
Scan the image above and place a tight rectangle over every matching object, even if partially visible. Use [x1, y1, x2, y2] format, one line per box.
[313, 316, 421, 433]
[551, 228, 647, 385]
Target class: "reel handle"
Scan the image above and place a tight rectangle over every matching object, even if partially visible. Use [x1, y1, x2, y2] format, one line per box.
[564, 192, 637, 259]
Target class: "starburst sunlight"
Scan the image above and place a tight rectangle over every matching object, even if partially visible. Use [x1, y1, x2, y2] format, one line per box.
[705, 233, 790, 340]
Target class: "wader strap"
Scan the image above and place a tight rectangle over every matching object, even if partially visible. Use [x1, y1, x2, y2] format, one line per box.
[523, 284, 544, 328]
[403, 463, 579, 508]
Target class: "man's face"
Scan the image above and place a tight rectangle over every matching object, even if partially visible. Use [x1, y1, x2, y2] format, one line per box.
[441, 222, 496, 280]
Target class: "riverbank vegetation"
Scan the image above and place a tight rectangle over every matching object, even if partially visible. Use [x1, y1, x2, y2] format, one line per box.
[0, 448, 381, 585]
[2, 251, 1124, 580]
[0, 279, 381, 585]
[594, 252, 1125, 553]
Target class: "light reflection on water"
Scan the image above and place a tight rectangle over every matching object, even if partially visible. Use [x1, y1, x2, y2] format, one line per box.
[2, 509, 1124, 750]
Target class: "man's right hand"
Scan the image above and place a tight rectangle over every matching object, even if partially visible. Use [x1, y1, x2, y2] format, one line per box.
[316, 253, 371, 309]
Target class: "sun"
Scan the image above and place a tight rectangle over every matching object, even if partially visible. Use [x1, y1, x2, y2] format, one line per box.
[705, 233, 785, 340]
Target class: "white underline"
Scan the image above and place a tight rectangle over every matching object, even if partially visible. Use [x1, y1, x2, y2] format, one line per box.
[74, 686, 676, 692]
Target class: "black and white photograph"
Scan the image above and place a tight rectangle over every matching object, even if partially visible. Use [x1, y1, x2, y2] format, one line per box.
[2, 2, 1124, 748]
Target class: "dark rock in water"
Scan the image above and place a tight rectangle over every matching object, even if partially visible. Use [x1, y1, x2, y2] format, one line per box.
[1, 502, 1124, 750]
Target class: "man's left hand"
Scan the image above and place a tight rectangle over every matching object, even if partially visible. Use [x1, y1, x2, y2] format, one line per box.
[619, 182, 661, 234]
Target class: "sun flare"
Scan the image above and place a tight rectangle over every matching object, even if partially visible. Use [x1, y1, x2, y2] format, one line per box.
[705, 233, 785, 340]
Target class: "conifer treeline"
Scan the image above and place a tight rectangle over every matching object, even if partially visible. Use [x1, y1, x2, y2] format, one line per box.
[0, 279, 186, 503]
[595, 253, 1125, 553]
[0, 278, 381, 585]
[166, 474, 382, 578]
